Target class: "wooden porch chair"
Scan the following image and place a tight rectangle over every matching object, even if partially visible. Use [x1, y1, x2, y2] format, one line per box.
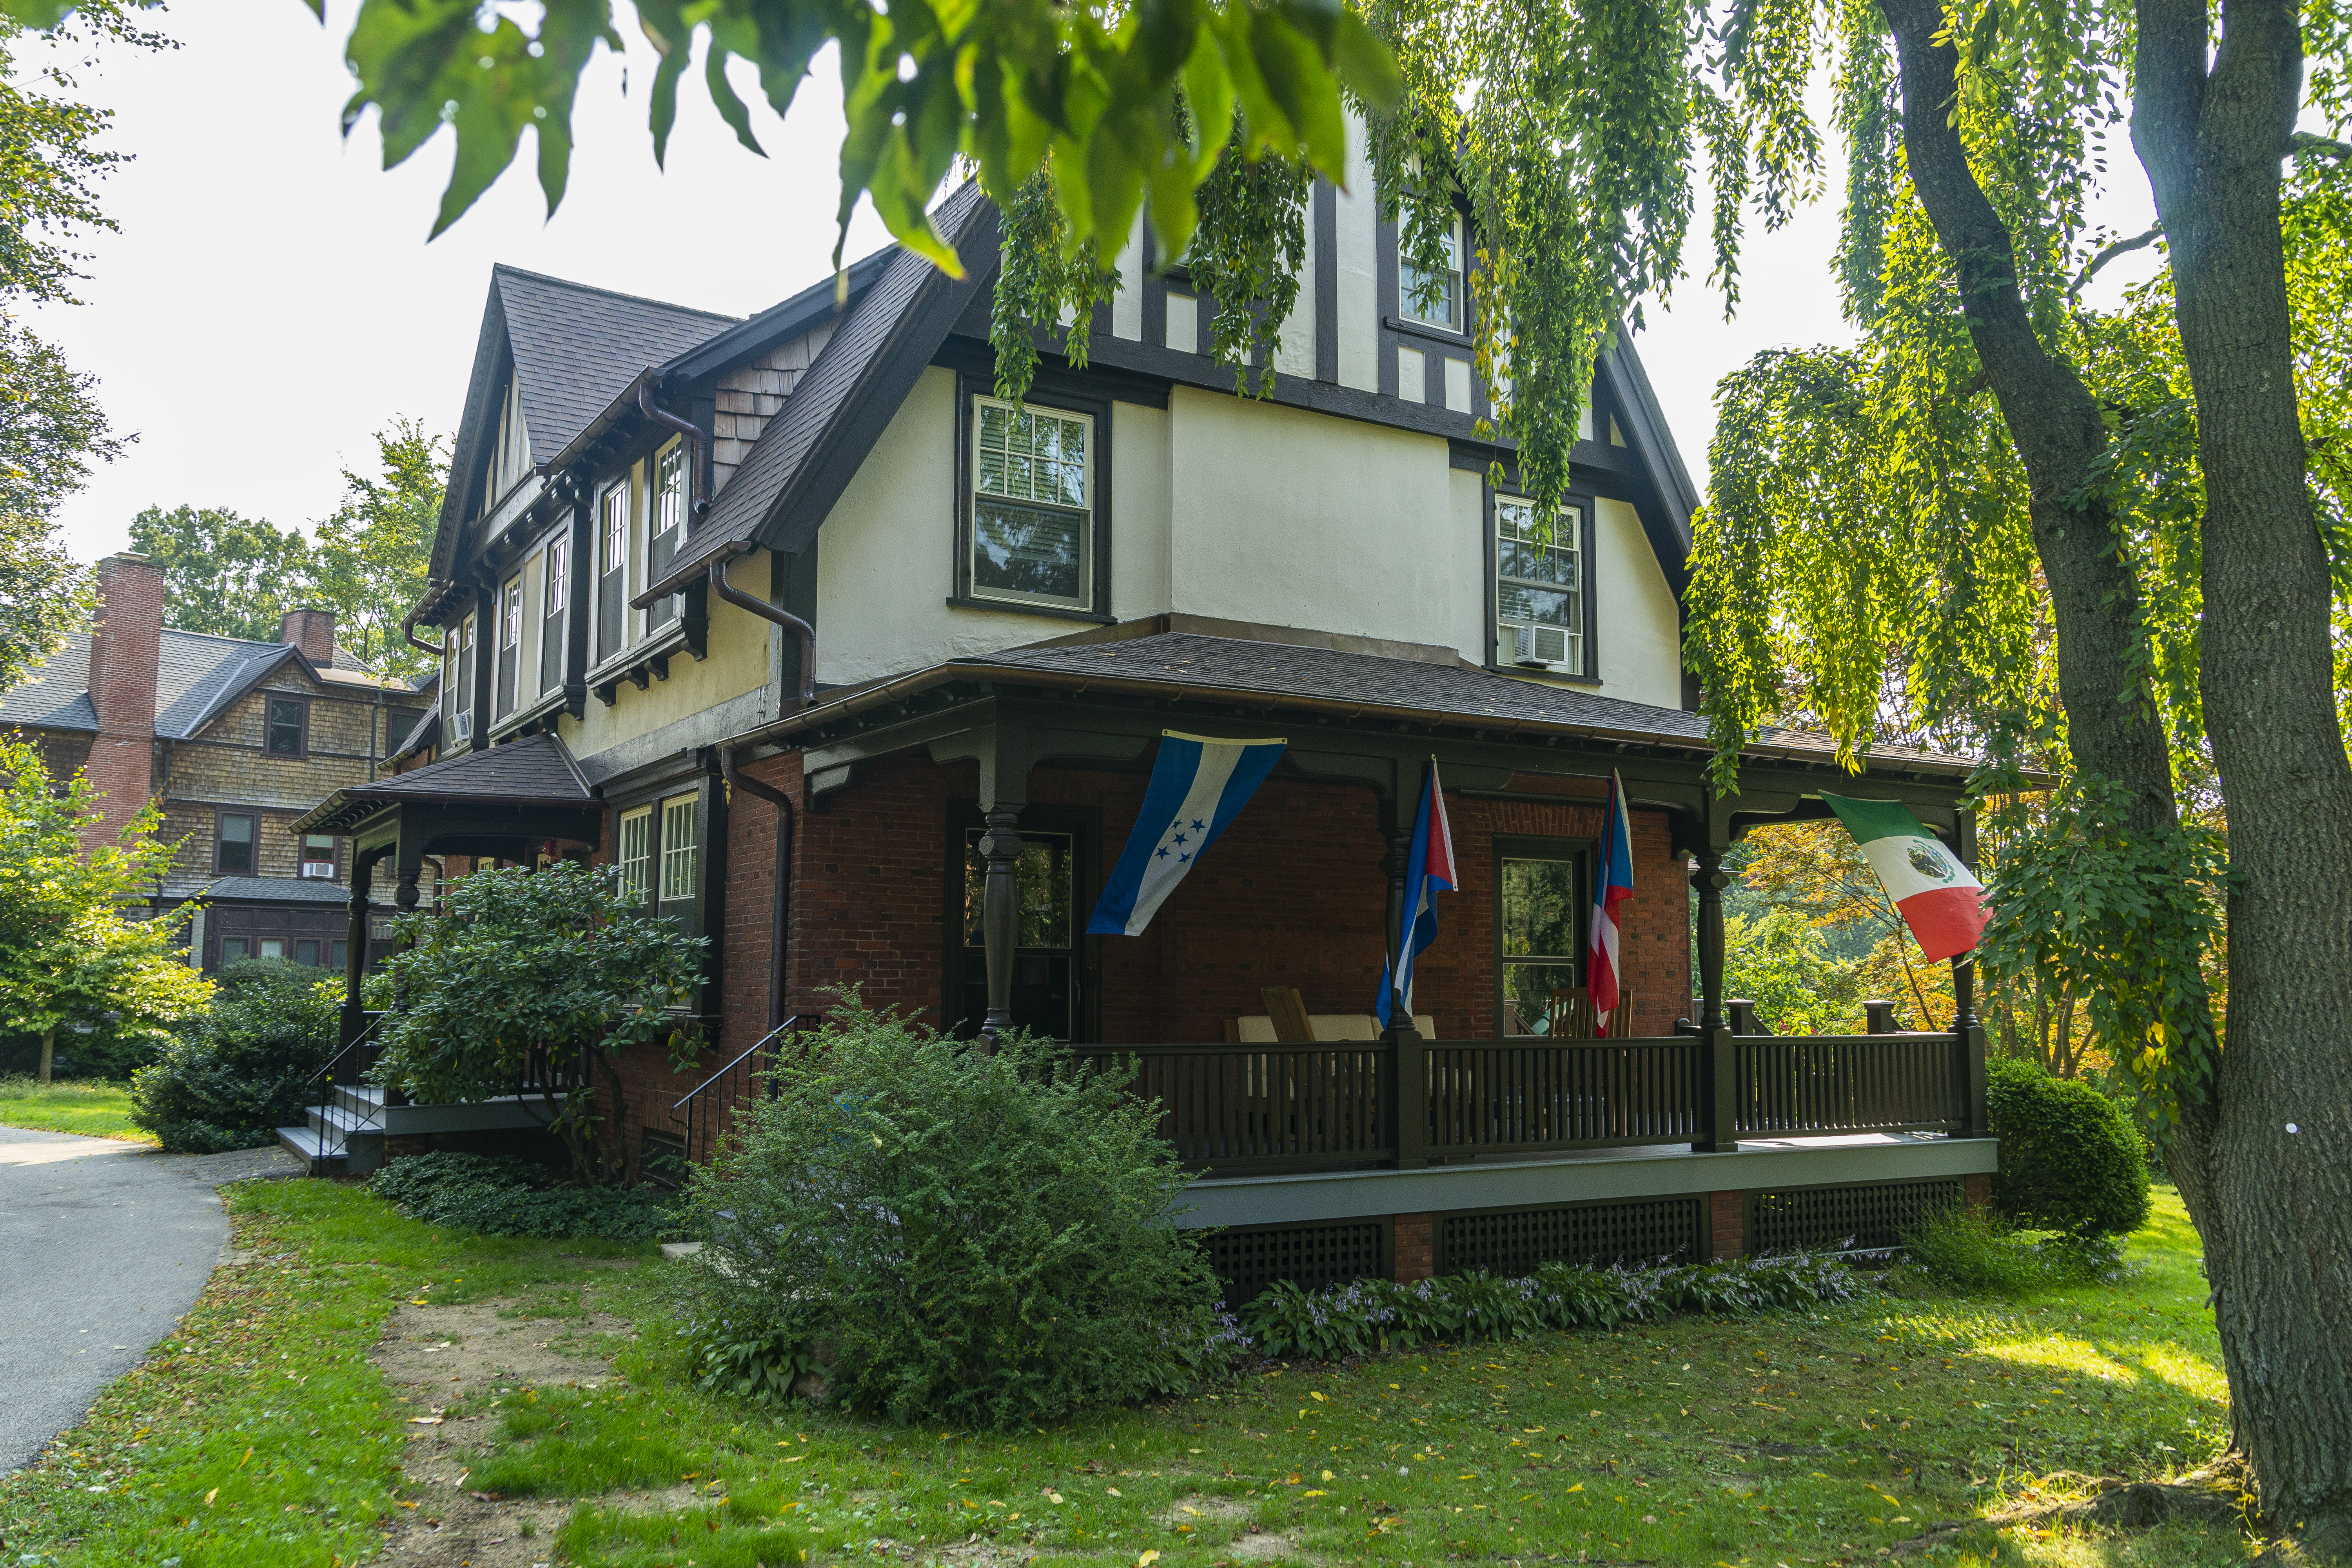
[1545, 986, 1637, 1039]
[1261, 986, 1318, 1043]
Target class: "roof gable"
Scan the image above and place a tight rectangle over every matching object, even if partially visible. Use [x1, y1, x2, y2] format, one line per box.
[432, 268, 742, 578]
[645, 181, 998, 598]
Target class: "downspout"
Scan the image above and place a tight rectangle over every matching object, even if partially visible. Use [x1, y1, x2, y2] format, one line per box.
[639, 379, 712, 523]
[710, 543, 816, 1031]
[401, 606, 444, 658]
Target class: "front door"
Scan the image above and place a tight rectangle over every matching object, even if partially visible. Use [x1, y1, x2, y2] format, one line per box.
[956, 826, 1079, 1040]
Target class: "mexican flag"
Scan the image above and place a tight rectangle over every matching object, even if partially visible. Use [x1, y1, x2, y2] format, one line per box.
[1820, 792, 1988, 961]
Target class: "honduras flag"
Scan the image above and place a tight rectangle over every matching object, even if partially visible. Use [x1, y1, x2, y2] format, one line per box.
[1376, 760, 1456, 1028]
[1087, 731, 1286, 936]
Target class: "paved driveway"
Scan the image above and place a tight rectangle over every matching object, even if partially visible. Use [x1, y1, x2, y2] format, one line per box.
[0, 1127, 301, 1471]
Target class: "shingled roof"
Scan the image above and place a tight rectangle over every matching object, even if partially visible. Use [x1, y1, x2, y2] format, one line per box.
[643, 180, 999, 600]
[739, 630, 1974, 778]
[433, 268, 741, 575]
[289, 732, 597, 836]
[0, 628, 401, 739]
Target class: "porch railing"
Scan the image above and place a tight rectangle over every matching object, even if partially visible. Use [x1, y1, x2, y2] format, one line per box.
[1076, 1027, 1984, 1178]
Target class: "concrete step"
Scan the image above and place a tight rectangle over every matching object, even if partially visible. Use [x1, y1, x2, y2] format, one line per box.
[307, 1100, 383, 1139]
[277, 1123, 346, 1175]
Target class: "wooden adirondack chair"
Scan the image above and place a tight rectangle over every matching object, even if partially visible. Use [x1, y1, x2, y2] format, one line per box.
[1545, 985, 1636, 1039]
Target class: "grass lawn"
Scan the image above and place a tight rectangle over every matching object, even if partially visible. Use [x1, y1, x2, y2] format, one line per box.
[0, 1183, 2250, 1568]
[0, 1075, 152, 1142]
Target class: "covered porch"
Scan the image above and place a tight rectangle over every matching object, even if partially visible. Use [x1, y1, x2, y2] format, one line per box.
[717, 629, 1994, 1285]
[279, 734, 607, 1172]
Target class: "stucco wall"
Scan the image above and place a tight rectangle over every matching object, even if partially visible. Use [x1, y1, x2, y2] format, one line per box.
[1592, 495, 1684, 708]
[560, 564, 779, 759]
[1163, 387, 1466, 649]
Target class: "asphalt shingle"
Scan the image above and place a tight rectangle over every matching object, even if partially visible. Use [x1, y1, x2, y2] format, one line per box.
[493, 266, 740, 468]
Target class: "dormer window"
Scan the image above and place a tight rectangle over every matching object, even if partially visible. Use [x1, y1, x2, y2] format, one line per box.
[1400, 216, 1465, 333]
[1495, 495, 1586, 674]
[969, 397, 1092, 611]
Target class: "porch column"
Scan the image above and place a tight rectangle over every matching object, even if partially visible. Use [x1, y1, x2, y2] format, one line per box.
[1692, 851, 1729, 1031]
[1693, 849, 1737, 1152]
[1381, 804, 1411, 1024]
[1952, 810, 1990, 1138]
[978, 805, 1024, 1040]
[339, 851, 376, 1049]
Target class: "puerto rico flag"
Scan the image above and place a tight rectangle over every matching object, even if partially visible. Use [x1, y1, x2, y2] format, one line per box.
[1821, 792, 1987, 961]
[1588, 770, 1635, 1029]
[1376, 761, 1457, 1028]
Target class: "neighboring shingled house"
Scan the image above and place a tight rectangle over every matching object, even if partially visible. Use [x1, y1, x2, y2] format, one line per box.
[0, 552, 427, 971]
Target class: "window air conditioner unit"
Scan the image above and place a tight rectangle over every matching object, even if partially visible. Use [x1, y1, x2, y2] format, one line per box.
[1513, 623, 1568, 668]
[301, 861, 336, 880]
[448, 711, 473, 742]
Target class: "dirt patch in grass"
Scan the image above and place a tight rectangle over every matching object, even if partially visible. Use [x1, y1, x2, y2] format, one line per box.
[370, 1300, 642, 1566]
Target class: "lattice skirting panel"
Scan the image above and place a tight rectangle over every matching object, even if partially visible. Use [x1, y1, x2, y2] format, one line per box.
[1437, 1196, 1707, 1276]
[1206, 1220, 1391, 1305]
[1746, 1178, 1965, 1254]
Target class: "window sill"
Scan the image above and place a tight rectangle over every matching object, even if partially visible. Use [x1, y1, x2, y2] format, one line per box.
[1488, 662, 1603, 688]
[587, 624, 693, 702]
[946, 594, 1117, 626]
[490, 687, 569, 740]
[1386, 314, 1472, 349]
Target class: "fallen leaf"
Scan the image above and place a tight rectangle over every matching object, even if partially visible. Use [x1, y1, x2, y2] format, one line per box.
[1304, 1490, 1328, 1498]
[408, 1416, 443, 1426]
[1137, 1552, 1160, 1567]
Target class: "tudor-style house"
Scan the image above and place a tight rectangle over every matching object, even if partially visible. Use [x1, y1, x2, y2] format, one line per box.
[293, 152, 1994, 1295]
[0, 552, 428, 970]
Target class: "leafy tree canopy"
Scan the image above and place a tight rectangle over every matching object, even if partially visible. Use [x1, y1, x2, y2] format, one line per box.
[372, 862, 705, 1177]
[126, 504, 314, 645]
[0, 738, 211, 1078]
[309, 417, 446, 681]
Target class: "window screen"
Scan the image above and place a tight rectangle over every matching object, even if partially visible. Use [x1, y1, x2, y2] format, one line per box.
[1401, 216, 1465, 332]
[265, 697, 305, 756]
[617, 806, 653, 903]
[660, 794, 699, 903]
[217, 813, 256, 874]
[971, 398, 1091, 609]
[1499, 853, 1582, 1035]
[1495, 496, 1584, 672]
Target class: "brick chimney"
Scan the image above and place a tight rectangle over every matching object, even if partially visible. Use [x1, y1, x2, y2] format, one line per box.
[83, 552, 164, 850]
[278, 606, 336, 666]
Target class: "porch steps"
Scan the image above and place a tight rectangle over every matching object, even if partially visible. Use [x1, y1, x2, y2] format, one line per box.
[278, 1084, 569, 1177]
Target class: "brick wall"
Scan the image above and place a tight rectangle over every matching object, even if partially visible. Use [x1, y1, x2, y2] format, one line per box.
[278, 609, 336, 665]
[1393, 1212, 1435, 1281]
[1710, 1191, 1744, 1259]
[700, 752, 1690, 1048]
[82, 553, 163, 849]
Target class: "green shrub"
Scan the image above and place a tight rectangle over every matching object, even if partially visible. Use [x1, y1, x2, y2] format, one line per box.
[1898, 1206, 2127, 1297]
[127, 959, 338, 1152]
[1237, 1253, 1860, 1360]
[671, 994, 1233, 1428]
[365, 1151, 678, 1243]
[1987, 1056, 2152, 1235]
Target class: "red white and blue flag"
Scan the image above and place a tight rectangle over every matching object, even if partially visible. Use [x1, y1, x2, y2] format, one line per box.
[1588, 770, 1635, 1030]
[1376, 760, 1457, 1029]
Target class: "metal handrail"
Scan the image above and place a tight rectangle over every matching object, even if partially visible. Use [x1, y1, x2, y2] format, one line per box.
[671, 1014, 816, 1112]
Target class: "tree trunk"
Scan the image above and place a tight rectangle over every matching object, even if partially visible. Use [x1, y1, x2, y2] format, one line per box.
[1874, 0, 2218, 1196]
[2132, 0, 2352, 1532]
[39, 1025, 53, 1084]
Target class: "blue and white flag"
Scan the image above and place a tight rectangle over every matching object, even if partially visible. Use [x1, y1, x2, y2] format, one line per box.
[1087, 730, 1286, 936]
[1376, 760, 1457, 1027]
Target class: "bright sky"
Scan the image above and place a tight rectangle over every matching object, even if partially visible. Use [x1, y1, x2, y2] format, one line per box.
[26, 2, 2167, 564]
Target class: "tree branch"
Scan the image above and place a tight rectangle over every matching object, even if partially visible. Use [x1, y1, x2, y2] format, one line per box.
[2288, 130, 2352, 161]
[2068, 225, 2165, 296]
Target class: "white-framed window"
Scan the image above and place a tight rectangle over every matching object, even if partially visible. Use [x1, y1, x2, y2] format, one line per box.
[646, 442, 685, 633]
[969, 396, 1092, 610]
[659, 793, 699, 903]
[617, 805, 653, 903]
[541, 535, 569, 696]
[486, 374, 533, 508]
[448, 611, 476, 741]
[1495, 495, 1584, 672]
[597, 480, 630, 663]
[501, 577, 523, 650]
[1400, 214, 1465, 333]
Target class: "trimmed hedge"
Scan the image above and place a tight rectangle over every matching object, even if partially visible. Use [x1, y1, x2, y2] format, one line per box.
[1987, 1056, 2151, 1236]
